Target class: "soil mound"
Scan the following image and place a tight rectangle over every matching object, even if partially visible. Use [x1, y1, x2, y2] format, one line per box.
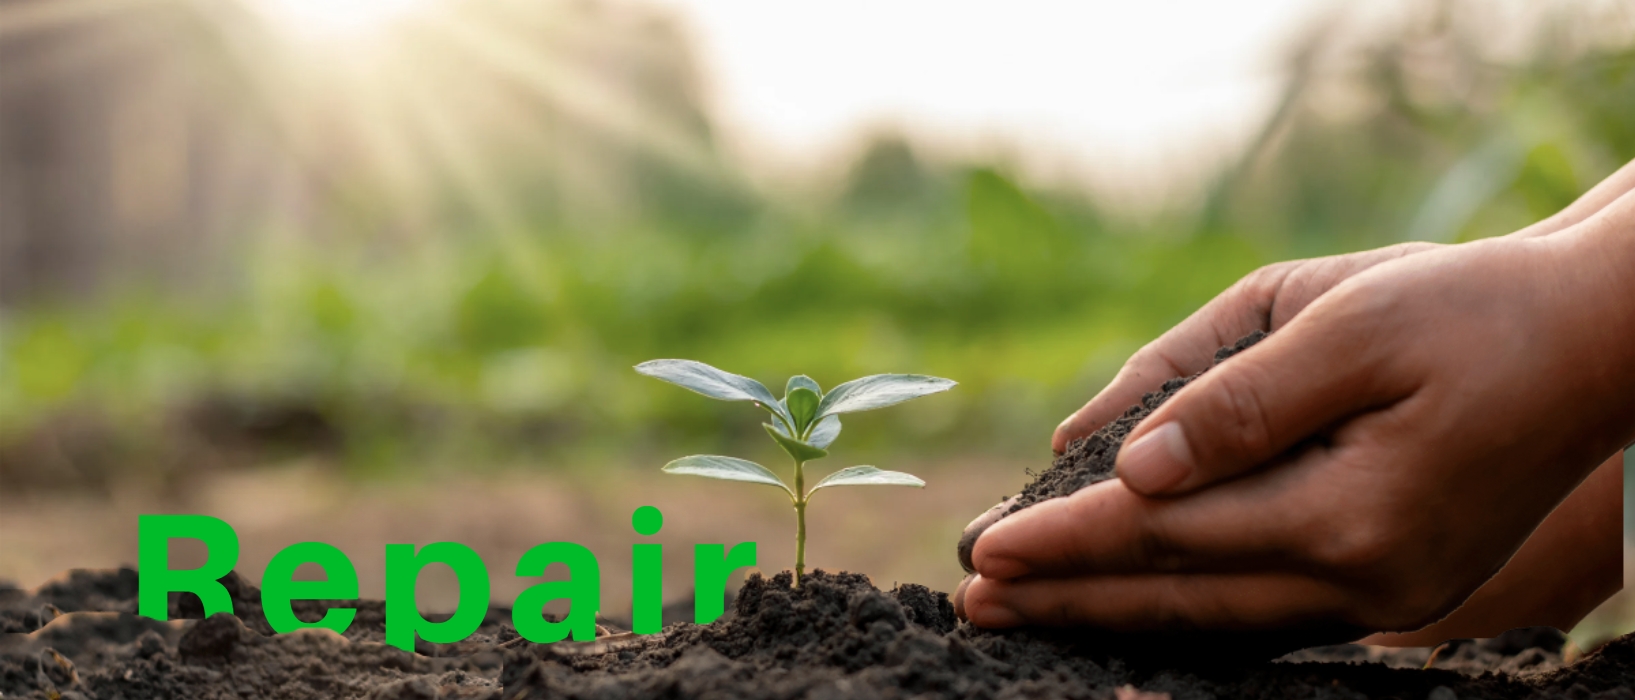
[4, 567, 1631, 699]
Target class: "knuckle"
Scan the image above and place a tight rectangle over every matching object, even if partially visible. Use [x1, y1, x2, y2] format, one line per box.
[1131, 523, 1183, 573]
[1126, 340, 1176, 379]
[1326, 274, 1411, 327]
[1197, 369, 1276, 463]
[1239, 262, 1296, 297]
[1051, 595, 1089, 627]
[1354, 583, 1455, 632]
[1169, 582, 1228, 629]
[1216, 264, 1293, 326]
[1386, 241, 1440, 257]
[1153, 578, 1200, 630]
[1310, 516, 1398, 572]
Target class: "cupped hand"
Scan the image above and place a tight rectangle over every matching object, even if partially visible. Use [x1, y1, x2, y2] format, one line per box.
[957, 241, 1440, 576]
[959, 208, 1635, 636]
[1051, 157, 1635, 458]
[1049, 241, 1439, 458]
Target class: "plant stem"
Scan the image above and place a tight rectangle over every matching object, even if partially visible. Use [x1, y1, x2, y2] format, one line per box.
[793, 458, 807, 587]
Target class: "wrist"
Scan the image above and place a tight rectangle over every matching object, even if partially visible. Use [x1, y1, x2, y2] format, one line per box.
[1552, 191, 1635, 446]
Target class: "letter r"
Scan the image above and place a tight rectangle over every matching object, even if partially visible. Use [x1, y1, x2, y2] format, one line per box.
[138, 515, 241, 621]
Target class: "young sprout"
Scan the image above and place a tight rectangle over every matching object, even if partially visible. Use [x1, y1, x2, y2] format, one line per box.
[636, 359, 955, 586]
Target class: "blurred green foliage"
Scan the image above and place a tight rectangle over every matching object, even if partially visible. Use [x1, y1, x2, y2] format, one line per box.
[2, 4, 1633, 480]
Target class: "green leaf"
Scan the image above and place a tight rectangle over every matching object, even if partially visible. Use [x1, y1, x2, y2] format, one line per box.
[636, 359, 791, 426]
[816, 374, 956, 419]
[773, 398, 795, 435]
[786, 375, 821, 397]
[764, 424, 828, 463]
[809, 466, 925, 495]
[662, 455, 793, 497]
[808, 414, 841, 449]
[786, 387, 820, 434]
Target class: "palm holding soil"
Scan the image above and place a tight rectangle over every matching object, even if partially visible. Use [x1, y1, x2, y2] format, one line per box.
[959, 160, 1635, 640]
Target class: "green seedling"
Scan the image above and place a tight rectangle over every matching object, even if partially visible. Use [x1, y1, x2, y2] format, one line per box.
[636, 359, 955, 586]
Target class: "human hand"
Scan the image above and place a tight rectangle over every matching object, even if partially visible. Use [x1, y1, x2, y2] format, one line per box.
[957, 241, 1441, 579]
[1050, 154, 1635, 457]
[958, 201, 1635, 635]
[1048, 241, 1439, 458]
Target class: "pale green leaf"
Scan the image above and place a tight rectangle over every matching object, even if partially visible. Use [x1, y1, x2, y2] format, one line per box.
[768, 410, 792, 438]
[662, 455, 792, 497]
[816, 374, 955, 419]
[764, 424, 828, 462]
[809, 466, 925, 495]
[786, 375, 821, 397]
[808, 414, 841, 449]
[636, 359, 791, 426]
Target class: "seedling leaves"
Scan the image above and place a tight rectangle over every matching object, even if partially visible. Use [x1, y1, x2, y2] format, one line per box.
[767, 411, 839, 448]
[662, 455, 793, 497]
[809, 466, 925, 494]
[808, 414, 841, 449]
[786, 387, 820, 433]
[786, 375, 821, 397]
[764, 424, 828, 462]
[816, 374, 956, 419]
[639, 358, 953, 586]
[636, 359, 791, 426]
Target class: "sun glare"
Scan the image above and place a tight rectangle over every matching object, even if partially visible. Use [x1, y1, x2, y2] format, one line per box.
[253, 0, 434, 40]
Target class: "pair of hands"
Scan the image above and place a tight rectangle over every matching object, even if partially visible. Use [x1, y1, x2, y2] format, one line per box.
[955, 161, 1635, 641]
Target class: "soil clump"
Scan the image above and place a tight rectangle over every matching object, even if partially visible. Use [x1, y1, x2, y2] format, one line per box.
[957, 330, 1268, 574]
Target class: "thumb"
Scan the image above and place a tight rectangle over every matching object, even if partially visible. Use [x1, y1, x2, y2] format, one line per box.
[1115, 322, 1397, 496]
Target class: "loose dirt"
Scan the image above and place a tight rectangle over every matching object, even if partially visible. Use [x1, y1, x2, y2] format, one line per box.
[6, 331, 1632, 699]
[4, 564, 1631, 698]
[956, 331, 1269, 574]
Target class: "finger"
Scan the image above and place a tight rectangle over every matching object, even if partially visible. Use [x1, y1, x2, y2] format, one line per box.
[1052, 264, 1295, 453]
[958, 497, 1015, 574]
[953, 574, 973, 621]
[1512, 157, 1635, 238]
[962, 570, 1355, 632]
[1054, 244, 1438, 455]
[1114, 309, 1406, 496]
[972, 451, 1318, 579]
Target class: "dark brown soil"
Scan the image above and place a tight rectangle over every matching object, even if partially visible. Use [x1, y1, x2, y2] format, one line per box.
[957, 331, 1269, 575]
[4, 566, 1632, 699]
[1013, 330, 1268, 512]
[5, 330, 1631, 698]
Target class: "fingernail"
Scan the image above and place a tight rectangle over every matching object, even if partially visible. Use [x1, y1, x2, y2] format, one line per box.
[958, 498, 1014, 574]
[1117, 422, 1193, 494]
[953, 574, 973, 621]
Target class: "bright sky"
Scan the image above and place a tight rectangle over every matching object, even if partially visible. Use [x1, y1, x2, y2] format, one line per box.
[648, 0, 1340, 196]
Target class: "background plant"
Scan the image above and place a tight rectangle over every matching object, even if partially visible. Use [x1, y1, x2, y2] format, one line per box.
[1, 2, 1630, 523]
[636, 359, 954, 585]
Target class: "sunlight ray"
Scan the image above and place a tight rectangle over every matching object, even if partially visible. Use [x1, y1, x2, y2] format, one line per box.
[0, 0, 157, 39]
[0, 15, 155, 92]
[386, 65, 560, 300]
[430, 13, 738, 191]
[329, 61, 444, 235]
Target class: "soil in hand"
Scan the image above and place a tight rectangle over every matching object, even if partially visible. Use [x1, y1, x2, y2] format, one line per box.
[958, 330, 1269, 574]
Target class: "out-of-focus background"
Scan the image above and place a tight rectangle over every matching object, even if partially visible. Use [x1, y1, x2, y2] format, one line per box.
[1, 0, 1631, 641]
